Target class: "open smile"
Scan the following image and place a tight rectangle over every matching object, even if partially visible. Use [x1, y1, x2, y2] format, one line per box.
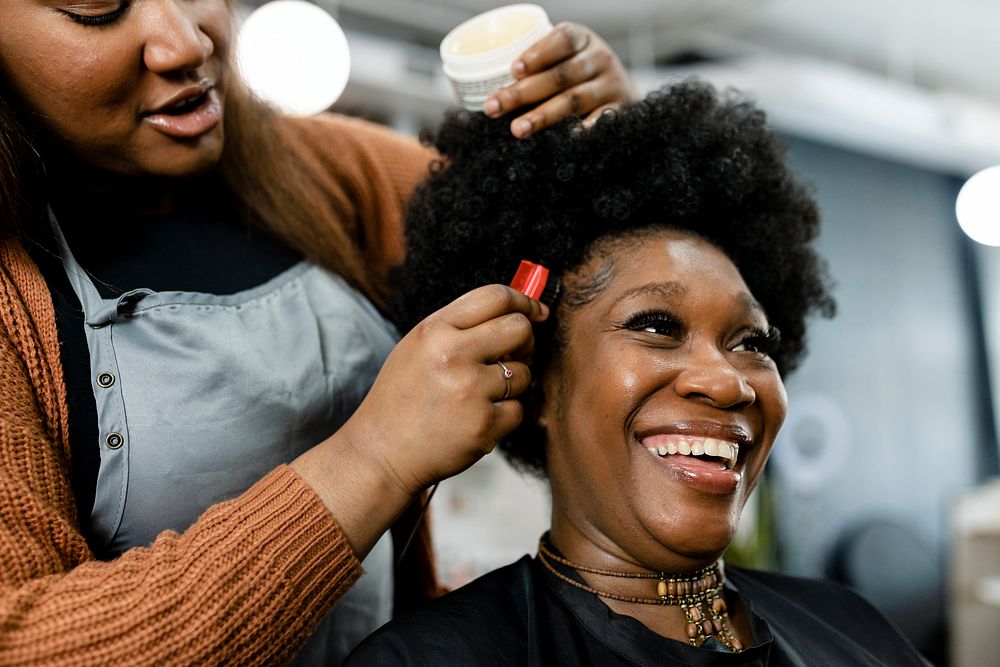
[642, 434, 739, 470]
[635, 425, 754, 496]
[142, 79, 222, 139]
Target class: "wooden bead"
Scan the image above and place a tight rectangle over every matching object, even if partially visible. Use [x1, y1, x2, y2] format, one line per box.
[657, 580, 667, 598]
[689, 606, 702, 621]
[732, 638, 744, 651]
[687, 623, 699, 638]
[702, 620, 714, 635]
[712, 618, 723, 633]
[712, 597, 725, 613]
[667, 581, 677, 596]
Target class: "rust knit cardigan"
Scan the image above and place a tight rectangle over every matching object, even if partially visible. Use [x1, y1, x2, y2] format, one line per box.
[0, 114, 434, 665]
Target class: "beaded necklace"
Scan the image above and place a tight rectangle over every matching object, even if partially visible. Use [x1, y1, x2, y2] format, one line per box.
[537, 540, 744, 652]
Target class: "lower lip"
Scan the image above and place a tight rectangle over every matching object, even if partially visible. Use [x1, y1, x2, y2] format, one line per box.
[143, 88, 222, 139]
[648, 452, 742, 495]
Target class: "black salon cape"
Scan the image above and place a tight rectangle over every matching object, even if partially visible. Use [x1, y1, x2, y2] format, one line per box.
[346, 556, 930, 666]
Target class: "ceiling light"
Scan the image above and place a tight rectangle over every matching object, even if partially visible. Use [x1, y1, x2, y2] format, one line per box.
[956, 166, 1000, 246]
[236, 0, 351, 116]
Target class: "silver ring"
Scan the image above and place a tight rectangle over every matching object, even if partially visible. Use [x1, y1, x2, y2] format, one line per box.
[497, 361, 513, 400]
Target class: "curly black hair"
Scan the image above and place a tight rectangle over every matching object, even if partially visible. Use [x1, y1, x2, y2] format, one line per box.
[391, 81, 835, 475]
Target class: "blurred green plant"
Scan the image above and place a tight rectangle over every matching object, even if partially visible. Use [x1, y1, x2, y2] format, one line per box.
[724, 474, 778, 570]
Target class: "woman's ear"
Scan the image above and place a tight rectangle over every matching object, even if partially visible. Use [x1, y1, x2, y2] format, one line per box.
[535, 365, 560, 429]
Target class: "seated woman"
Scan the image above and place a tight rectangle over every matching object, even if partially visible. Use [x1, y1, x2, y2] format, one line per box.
[347, 82, 929, 665]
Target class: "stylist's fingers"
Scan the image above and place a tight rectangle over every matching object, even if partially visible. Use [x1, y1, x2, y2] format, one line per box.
[482, 359, 532, 402]
[515, 22, 591, 81]
[491, 399, 526, 441]
[484, 22, 637, 137]
[508, 79, 607, 138]
[464, 312, 537, 363]
[341, 284, 548, 496]
[485, 25, 598, 115]
[437, 284, 549, 331]
[583, 103, 619, 127]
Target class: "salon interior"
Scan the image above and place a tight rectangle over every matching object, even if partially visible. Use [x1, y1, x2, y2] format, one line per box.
[236, 1, 1000, 664]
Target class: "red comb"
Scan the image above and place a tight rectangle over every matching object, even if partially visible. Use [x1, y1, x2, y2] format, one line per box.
[509, 260, 550, 301]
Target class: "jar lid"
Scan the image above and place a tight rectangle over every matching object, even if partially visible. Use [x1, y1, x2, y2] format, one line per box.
[440, 4, 552, 78]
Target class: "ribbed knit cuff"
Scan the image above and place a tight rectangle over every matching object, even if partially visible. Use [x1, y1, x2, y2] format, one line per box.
[234, 465, 363, 615]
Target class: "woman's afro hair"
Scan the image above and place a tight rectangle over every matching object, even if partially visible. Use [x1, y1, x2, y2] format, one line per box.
[391, 80, 835, 476]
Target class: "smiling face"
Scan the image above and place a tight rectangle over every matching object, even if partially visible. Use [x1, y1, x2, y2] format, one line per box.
[0, 0, 231, 178]
[543, 229, 788, 572]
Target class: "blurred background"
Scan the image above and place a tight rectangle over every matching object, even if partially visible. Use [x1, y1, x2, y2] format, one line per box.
[236, 2, 1000, 664]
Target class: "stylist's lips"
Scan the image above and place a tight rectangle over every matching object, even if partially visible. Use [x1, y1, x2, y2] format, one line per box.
[639, 432, 746, 495]
[143, 80, 221, 139]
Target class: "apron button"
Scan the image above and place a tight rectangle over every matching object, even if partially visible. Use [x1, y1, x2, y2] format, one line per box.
[105, 433, 124, 449]
[97, 372, 115, 388]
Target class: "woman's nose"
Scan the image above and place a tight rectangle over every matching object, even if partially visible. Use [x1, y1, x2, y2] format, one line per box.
[672, 345, 756, 409]
[142, 1, 215, 75]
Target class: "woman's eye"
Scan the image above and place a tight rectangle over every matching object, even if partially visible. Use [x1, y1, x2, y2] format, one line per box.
[623, 311, 681, 338]
[63, 2, 129, 26]
[733, 327, 780, 356]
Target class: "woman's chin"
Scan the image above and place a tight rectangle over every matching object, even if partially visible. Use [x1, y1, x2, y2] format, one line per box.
[635, 512, 740, 569]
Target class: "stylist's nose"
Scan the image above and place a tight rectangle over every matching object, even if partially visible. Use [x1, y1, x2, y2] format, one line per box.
[673, 344, 755, 410]
[142, 1, 215, 74]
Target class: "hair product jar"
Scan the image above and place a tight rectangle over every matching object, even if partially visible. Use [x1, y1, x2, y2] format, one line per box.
[440, 4, 553, 111]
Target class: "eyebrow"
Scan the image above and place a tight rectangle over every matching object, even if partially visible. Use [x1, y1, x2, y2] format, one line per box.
[617, 282, 767, 318]
[617, 281, 687, 302]
[737, 292, 766, 316]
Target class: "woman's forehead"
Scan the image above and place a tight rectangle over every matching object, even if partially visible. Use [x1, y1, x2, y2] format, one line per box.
[562, 230, 762, 318]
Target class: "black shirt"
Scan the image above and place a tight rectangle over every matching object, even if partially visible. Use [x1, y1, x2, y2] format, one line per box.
[346, 555, 931, 666]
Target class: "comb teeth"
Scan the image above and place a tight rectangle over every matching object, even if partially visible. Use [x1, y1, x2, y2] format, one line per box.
[510, 260, 560, 307]
[538, 276, 560, 307]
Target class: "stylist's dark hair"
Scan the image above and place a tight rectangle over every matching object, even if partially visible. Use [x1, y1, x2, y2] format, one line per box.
[0, 96, 43, 236]
[392, 80, 835, 475]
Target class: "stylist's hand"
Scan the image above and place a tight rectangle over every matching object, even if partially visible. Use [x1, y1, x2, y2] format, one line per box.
[293, 285, 546, 557]
[483, 22, 639, 138]
[345, 285, 547, 496]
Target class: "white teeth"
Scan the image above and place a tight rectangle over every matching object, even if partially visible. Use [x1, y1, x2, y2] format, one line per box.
[704, 439, 719, 457]
[719, 443, 739, 469]
[646, 438, 741, 469]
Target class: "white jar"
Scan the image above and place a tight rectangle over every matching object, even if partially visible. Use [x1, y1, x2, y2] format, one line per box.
[440, 4, 553, 112]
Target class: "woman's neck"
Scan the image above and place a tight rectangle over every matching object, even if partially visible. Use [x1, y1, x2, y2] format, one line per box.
[546, 512, 749, 648]
[548, 505, 720, 577]
[44, 148, 197, 218]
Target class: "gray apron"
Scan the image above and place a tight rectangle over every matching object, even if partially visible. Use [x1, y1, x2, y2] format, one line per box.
[52, 212, 396, 665]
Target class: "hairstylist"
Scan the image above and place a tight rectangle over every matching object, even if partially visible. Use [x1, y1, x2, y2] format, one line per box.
[0, 1, 637, 664]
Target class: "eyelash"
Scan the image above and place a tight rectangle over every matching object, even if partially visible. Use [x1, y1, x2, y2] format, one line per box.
[622, 309, 682, 337]
[63, 2, 130, 26]
[735, 326, 781, 357]
[622, 309, 781, 357]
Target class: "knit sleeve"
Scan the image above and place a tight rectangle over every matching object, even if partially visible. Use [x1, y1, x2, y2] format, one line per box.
[0, 433, 361, 665]
[279, 113, 437, 283]
[0, 319, 363, 665]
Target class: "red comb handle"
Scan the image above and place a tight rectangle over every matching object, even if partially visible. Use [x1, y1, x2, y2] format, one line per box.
[509, 260, 550, 301]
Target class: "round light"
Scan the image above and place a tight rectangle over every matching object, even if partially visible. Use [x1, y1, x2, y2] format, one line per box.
[956, 165, 1000, 246]
[236, 0, 350, 116]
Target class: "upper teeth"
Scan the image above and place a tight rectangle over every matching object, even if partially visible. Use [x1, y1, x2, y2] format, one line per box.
[645, 437, 739, 470]
[172, 93, 202, 110]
